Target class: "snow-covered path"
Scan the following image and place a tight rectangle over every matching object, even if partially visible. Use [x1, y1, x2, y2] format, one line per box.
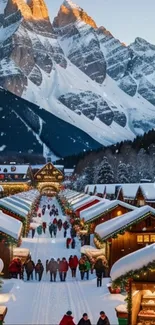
[0, 196, 123, 325]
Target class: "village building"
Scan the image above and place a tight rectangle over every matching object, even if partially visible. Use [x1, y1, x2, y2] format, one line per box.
[34, 162, 64, 195]
[95, 205, 155, 269]
[80, 200, 136, 233]
[0, 211, 22, 277]
[0, 164, 33, 195]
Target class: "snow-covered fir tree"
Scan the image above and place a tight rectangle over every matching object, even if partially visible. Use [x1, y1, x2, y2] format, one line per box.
[97, 157, 114, 184]
[117, 162, 130, 183]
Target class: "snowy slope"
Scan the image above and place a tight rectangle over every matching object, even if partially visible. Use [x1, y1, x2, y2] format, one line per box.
[110, 243, 155, 281]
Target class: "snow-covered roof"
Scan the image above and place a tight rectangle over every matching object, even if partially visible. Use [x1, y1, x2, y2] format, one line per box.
[119, 184, 140, 199]
[72, 195, 102, 211]
[94, 185, 106, 194]
[13, 248, 30, 257]
[110, 243, 155, 281]
[68, 193, 87, 204]
[64, 169, 74, 175]
[0, 210, 22, 240]
[86, 184, 95, 194]
[140, 183, 155, 201]
[2, 197, 30, 212]
[0, 165, 30, 174]
[95, 205, 155, 240]
[0, 198, 28, 218]
[81, 199, 135, 222]
[105, 184, 117, 195]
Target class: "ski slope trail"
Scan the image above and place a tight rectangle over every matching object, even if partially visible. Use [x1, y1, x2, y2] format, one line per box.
[2, 196, 122, 325]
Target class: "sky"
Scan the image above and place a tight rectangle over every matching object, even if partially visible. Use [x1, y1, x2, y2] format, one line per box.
[45, 0, 155, 45]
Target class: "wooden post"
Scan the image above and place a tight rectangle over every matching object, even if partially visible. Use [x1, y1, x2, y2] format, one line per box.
[128, 278, 133, 325]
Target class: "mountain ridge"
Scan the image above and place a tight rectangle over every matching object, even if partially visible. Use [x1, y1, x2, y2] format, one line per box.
[0, 0, 155, 157]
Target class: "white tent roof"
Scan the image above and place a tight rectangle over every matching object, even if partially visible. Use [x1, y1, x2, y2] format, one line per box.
[119, 184, 139, 199]
[0, 165, 30, 174]
[110, 243, 155, 281]
[94, 185, 106, 194]
[68, 193, 87, 204]
[72, 195, 102, 211]
[81, 199, 135, 222]
[0, 210, 22, 239]
[140, 183, 155, 201]
[95, 205, 155, 240]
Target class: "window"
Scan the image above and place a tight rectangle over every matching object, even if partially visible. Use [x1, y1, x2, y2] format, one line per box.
[11, 166, 16, 172]
[144, 235, 149, 242]
[137, 235, 143, 243]
[150, 235, 155, 242]
[137, 200, 145, 206]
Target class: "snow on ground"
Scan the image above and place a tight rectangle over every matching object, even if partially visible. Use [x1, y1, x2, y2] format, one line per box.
[1, 196, 124, 325]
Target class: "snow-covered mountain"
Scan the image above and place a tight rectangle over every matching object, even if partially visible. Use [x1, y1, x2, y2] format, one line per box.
[0, 0, 155, 156]
[0, 87, 101, 157]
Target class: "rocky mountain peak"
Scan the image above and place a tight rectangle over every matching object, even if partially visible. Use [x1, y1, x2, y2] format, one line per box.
[53, 0, 97, 28]
[27, 0, 49, 20]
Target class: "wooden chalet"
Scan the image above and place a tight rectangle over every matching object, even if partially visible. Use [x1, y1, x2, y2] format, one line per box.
[95, 205, 155, 269]
[80, 200, 136, 233]
[0, 211, 22, 278]
[34, 162, 64, 195]
[134, 184, 155, 208]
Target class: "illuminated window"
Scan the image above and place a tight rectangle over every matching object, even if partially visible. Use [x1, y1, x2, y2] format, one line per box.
[150, 235, 155, 242]
[137, 235, 143, 243]
[144, 235, 149, 242]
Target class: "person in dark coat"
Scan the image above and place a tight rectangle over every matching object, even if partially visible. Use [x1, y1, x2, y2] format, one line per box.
[32, 228, 35, 238]
[57, 219, 62, 231]
[35, 259, 44, 281]
[64, 229, 67, 238]
[24, 257, 35, 281]
[78, 313, 92, 325]
[59, 311, 75, 325]
[79, 257, 86, 280]
[71, 238, 75, 249]
[53, 224, 57, 238]
[94, 259, 105, 287]
[96, 311, 110, 325]
[47, 258, 58, 282]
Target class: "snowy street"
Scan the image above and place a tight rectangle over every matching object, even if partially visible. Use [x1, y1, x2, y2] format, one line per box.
[0, 196, 124, 325]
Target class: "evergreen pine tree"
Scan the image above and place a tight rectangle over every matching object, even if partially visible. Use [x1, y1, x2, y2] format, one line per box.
[97, 157, 114, 184]
[117, 162, 130, 183]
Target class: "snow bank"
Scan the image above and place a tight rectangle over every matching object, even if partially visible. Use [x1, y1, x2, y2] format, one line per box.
[110, 244, 155, 281]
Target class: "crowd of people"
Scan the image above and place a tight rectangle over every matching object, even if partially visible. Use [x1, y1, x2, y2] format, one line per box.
[59, 311, 110, 325]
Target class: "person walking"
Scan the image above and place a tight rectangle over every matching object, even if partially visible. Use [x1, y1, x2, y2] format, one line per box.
[59, 311, 75, 325]
[78, 313, 92, 325]
[53, 224, 57, 238]
[96, 311, 110, 325]
[57, 219, 62, 231]
[66, 237, 72, 249]
[59, 258, 68, 281]
[64, 229, 67, 238]
[32, 228, 35, 238]
[24, 257, 35, 281]
[94, 259, 105, 287]
[71, 238, 75, 249]
[69, 255, 78, 278]
[84, 258, 91, 280]
[35, 259, 44, 281]
[42, 222, 47, 234]
[79, 257, 86, 280]
[47, 258, 58, 282]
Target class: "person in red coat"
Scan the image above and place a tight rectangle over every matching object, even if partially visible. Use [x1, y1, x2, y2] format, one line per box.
[42, 222, 46, 234]
[9, 258, 22, 279]
[53, 218, 57, 225]
[66, 238, 72, 249]
[59, 311, 75, 325]
[59, 258, 68, 281]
